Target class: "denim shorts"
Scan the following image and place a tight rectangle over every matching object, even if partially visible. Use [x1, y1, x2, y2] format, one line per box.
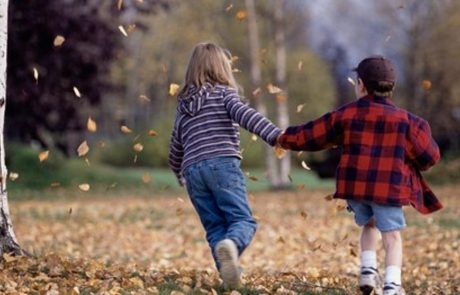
[346, 200, 406, 232]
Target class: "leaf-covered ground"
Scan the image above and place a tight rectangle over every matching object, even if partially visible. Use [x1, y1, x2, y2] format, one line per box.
[2, 186, 459, 294]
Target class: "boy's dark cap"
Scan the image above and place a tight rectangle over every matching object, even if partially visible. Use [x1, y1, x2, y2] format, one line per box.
[353, 55, 396, 84]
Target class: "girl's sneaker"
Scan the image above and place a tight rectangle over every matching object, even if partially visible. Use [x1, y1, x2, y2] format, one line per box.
[359, 267, 383, 295]
[383, 282, 406, 295]
[216, 239, 241, 289]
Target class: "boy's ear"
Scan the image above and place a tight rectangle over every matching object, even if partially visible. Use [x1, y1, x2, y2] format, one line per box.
[357, 78, 366, 92]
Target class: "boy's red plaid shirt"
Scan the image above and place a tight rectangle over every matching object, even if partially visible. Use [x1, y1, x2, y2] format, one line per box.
[279, 95, 442, 214]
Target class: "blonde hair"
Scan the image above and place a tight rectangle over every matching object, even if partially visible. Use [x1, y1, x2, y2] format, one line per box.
[178, 42, 240, 97]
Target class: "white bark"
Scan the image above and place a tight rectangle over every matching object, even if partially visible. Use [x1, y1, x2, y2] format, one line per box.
[0, 0, 24, 256]
[245, 0, 279, 186]
[274, 0, 291, 186]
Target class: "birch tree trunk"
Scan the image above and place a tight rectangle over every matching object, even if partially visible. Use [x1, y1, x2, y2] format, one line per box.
[245, 0, 279, 187]
[0, 0, 25, 257]
[274, 0, 291, 187]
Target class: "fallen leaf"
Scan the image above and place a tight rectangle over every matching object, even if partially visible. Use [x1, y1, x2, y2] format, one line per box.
[120, 125, 132, 134]
[133, 143, 144, 152]
[73, 86, 81, 98]
[300, 211, 308, 219]
[77, 141, 89, 157]
[53, 35, 65, 47]
[267, 83, 282, 94]
[301, 161, 311, 170]
[87, 117, 97, 133]
[118, 25, 128, 37]
[78, 183, 90, 192]
[38, 150, 49, 162]
[169, 83, 180, 96]
[324, 194, 334, 201]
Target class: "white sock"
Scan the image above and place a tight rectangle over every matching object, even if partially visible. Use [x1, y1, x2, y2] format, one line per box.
[385, 265, 401, 285]
[361, 250, 377, 269]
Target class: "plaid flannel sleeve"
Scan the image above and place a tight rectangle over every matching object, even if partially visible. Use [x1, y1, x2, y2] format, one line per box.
[406, 118, 440, 171]
[278, 111, 342, 151]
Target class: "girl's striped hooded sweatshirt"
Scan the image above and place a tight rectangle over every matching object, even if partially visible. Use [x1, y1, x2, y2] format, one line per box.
[168, 83, 282, 184]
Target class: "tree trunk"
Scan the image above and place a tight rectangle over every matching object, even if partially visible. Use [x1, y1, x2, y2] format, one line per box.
[274, 0, 291, 187]
[0, 0, 25, 257]
[245, 0, 279, 187]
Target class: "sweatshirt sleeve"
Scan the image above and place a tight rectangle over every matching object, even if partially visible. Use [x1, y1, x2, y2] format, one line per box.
[168, 114, 185, 185]
[278, 111, 342, 151]
[223, 88, 282, 146]
[406, 118, 440, 171]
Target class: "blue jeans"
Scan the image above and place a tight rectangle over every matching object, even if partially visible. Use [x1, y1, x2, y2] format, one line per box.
[183, 157, 257, 267]
[347, 200, 406, 232]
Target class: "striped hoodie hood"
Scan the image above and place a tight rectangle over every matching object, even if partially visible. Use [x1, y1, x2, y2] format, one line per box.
[178, 83, 212, 117]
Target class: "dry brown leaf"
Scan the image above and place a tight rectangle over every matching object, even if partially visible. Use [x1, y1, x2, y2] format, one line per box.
[148, 130, 158, 137]
[422, 80, 432, 90]
[142, 172, 151, 184]
[274, 146, 286, 159]
[77, 141, 89, 157]
[38, 150, 50, 162]
[53, 35, 65, 47]
[169, 83, 180, 96]
[235, 10, 247, 21]
[87, 117, 97, 133]
[133, 143, 144, 152]
[248, 175, 258, 181]
[267, 83, 282, 94]
[252, 87, 261, 96]
[78, 183, 90, 192]
[120, 125, 132, 134]
[225, 4, 233, 12]
[324, 194, 334, 201]
[276, 94, 287, 102]
[300, 211, 308, 219]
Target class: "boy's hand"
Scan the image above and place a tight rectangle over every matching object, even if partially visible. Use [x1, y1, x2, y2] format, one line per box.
[274, 133, 287, 159]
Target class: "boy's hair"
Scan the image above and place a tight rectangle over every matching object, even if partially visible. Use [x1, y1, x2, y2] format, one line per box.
[178, 42, 240, 97]
[354, 55, 396, 97]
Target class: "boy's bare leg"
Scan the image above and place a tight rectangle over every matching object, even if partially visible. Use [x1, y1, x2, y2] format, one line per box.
[382, 230, 402, 287]
[361, 219, 379, 252]
[359, 220, 382, 295]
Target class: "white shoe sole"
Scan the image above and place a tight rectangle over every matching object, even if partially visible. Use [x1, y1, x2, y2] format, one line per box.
[216, 240, 240, 289]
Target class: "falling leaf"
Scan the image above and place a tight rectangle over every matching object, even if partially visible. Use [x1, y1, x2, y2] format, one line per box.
[235, 10, 247, 21]
[422, 80, 432, 90]
[53, 35, 65, 47]
[120, 125, 132, 134]
[32, 67, 39, 82]
[276, 94, 287, 102]
[97, 141, 106, 149]
[249, 175, 258, 181]
[301, 161, 311, 170]
[288, 174, 293, 182]
[139, 94, 150, 102]
[169, 83, 180, 96]
[225, 4, 233, 12]
[251, 134, 257, 141]
[77, 141, 89, 157]
[78, 183, 90, 192]
[267, 83, 282, 94]
[85, 158, 91, 166]
[275, 146, 286, 159]
[87, 117, 97, 133]
[347, 77, 356, 86]
[148, 130, 158, 137]
[297, 151, 303, 157]
[9, 172, 19, 181]
[142, 172, 151, 183]
[298, 61, 303, 71]
[118, 25, 128, 37]
[384, 35, 392, 44]
[117, 0, 123, 10]
[177, 197, 184, 203]
[50, 182, 61, 188]
[38, 151, 49, 162]
[297, 183, 305, 190]
[296, 104, 306, 113]
[73, 86, 81, 98]
[133, 143, 144, 152]
[252, 87, 261, 96]
[127, 24, 136, 33]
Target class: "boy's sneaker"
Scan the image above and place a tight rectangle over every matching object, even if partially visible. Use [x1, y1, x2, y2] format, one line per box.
[216, 239, 241, 289]
[383, 282, 406, 295]
[359, 267, 383, 295]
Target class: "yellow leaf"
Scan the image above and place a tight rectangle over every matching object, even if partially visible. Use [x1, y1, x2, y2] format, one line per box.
[133, 143, 144, 152]
[87, 117, 97, 132]
[118, 25, 128, 37]
[38, 150, 49, 162]
[73, 86, 81, 98]
[53, 35, 65, 47]
[235, 10, 247, 21]
[148, 130, 158, 137]
[296, 104, 305, 113]
[274, 146, 286, 159]
[120, 125, 132, 134]
[9, 172, 19, 181]
[267, 83, 282, 94]
[127, 24, 136, 33]
[251, 134, 257, 141]
[129, 277, 144, 289]
[276, 94, 287, 102]
[422, 80, 432, 90]
[78, 183, 90, 192]
[142, 172, 151, 183]
[32, 67, 39, 82]
[169, 83, 180, 96]
[301, 161, 311, 170]
[3, 253, 19, 263]
[347, 77, 356, 86]
[77, 140, 89, 157]
[252, 87, 261, 96]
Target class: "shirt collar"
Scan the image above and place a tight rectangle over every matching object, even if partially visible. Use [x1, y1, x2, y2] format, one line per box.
[360, 94, 395, 106]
